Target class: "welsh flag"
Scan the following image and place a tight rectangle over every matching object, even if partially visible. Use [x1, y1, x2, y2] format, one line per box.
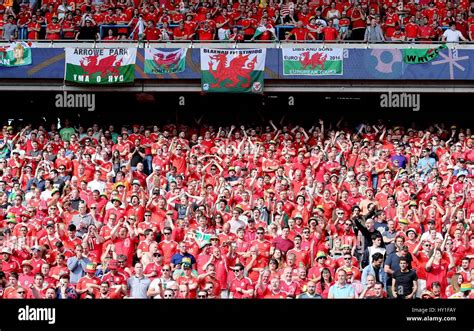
[144, 48, 187, 74]
[65, 48, 137, 84]
[200, 48, 266, 93]
[0, 42, 32, 66]
[252, 25, 276, 40]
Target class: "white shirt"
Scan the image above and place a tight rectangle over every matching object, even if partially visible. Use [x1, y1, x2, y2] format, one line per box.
[443, 29, 464, 42]
[87, 180, 106, 193]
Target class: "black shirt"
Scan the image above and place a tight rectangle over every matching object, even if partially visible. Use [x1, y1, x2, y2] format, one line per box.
[373, 265, 381, 283]
[393, 269, 418, 298]
[130, 147, 145, 167]
[78, 25, 98, 40]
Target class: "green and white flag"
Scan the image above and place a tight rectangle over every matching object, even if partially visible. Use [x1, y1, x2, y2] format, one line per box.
[144, 48, 187, 74]
[252, 24, 276, 40]
[195, 231, 212, 248]
[65, 48, 137, 84]
[0, 42, 32, 66]
[200, 48, 266, 93]
[282, 47, 343, 76]
[403, 44, 447, 64]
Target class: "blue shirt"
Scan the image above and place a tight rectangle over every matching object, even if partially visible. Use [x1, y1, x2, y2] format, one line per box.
[361, 263, 387, 287]
[328, 283, 355, 298]
[417, 157, 436, 177]
[66, 256, 91, 284]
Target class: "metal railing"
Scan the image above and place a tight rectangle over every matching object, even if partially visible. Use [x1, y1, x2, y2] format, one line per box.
[2, 39, 473, 50]
[12, 22, 458, 45]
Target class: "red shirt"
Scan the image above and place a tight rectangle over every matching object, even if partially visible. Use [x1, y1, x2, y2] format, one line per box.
[229, 276, 253, 299]
[145, 27, 161, 40]
[291, 27, 311, 40]
[322, 26, 338, 40]
[46, 22, 61, 40]
[27, 22, 41, 39]
[405, 22, 419, 39]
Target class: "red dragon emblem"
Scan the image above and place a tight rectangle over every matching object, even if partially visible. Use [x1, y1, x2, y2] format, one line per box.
[80, 55, 122, 77]
[208, 53, 258, 88]
[299, 51, 327, 70]
[153, 52, 182, 71]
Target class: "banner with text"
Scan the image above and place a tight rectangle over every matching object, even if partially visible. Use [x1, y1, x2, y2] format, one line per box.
[402, 44, 448, 64]
[65, 48, 137, 84]
[200, 48, 266, 93]
[144, 48, 187, 74]
[282, 47, 343, 76]
[0, 42, 32, 67]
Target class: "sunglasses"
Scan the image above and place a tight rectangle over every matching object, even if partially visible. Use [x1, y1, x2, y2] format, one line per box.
[344, 257, 352, 260]
[162, 268, 170, 271]
[164, 295, 173, 298]
[257, 232, 264, 235]
[197, 295, 207, 298]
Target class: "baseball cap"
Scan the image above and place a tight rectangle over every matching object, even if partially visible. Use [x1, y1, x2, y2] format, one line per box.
[1, 247, 12, 254]
[181, 257, 192, 268]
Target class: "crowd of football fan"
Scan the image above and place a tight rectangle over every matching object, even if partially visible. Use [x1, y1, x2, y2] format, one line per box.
[0, 119, 472, 299]
[1, 0, 474, 41]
